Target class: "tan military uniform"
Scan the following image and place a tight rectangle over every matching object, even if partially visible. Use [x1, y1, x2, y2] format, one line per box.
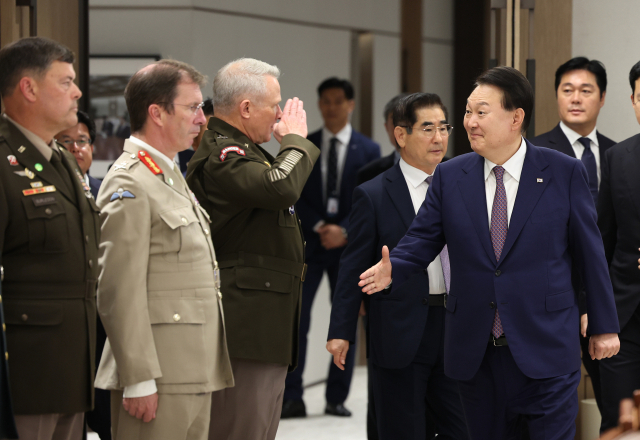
[95, 139, 233, 440]
[186, 117, 319, 440]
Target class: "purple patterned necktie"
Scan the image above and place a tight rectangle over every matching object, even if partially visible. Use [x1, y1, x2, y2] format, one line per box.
[490, 166, 507, 337]
[425, 175, 451, 292]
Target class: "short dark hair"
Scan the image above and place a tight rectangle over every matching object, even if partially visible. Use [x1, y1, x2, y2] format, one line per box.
[393, 93, 448, 134]
[76, 110, 96, 144]
[0, 37, 75, 98]
[317, 77, 354, 100]
[554, 57, 607, 97]
[474, 66, 534, 134]
[383, 93, 408, 121]
[629, 61, 640, 95]
[202, 98, 214, 117]
[125, 59, 207, 133]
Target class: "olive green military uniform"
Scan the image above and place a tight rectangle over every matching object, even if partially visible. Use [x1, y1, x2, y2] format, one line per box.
[0, 263, 19, 440]
[95, 138, 234, 440]
[0, 116, 99, 425]
[186, 117, 319, 440]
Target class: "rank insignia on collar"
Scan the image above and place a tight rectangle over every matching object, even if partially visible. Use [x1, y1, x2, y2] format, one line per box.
[113, 162, 128, 171]
[17, 146, 26, 153]
[138, 151, 162, 175]
[110, 188, 135, 202]
[7, 155, 18, 166]
[217, 134, 228, 139]
[289, 205, 295, 215]
[219, 146, 246, 162]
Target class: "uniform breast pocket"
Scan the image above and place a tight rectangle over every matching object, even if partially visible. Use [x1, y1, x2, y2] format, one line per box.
[278, 209, 297, 228]
[21, 195, 69, 253]
[159, 205, 205, 263]
[148, 298, 207, 384]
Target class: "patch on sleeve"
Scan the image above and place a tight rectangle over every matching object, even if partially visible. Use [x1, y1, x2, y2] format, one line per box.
[110, 188, 136, 202]
[268, 150, 304, 182]
[219, 146, 246, 162]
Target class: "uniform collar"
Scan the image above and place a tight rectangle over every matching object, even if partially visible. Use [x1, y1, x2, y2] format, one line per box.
[129, 135, 176, 170]
[209, 117, 255, 149]
[2, 113, 58, 161]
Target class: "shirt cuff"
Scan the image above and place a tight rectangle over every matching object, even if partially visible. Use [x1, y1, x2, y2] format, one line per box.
[123, 380, 157, 398]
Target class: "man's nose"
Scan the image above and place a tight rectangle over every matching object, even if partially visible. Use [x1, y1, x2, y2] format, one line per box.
[194, 108, 206, 125]
[276, 105, 283, 120]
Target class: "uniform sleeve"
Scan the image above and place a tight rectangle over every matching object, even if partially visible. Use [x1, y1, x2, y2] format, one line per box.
[97, 172, 162, 387]
[328, 186, 377, 342]
[203, 134, 320, 211]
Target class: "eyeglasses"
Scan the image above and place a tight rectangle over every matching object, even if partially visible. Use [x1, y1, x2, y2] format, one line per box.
[400, 124, 453, 138]
[59, 139, 91, 147]
[160, 101, 205, 115]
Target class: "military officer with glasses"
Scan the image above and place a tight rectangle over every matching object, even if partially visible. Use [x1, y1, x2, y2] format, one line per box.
[327, 93, 467, 440]
[94, 59, 233, 440]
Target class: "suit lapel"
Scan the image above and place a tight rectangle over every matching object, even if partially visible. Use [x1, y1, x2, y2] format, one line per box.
[623, 139, 640, 220]
[384, 164, 415, 229]
[549, 124, 576, 158]
[1, 120, 76, 203]
[498, 143, 550, 266]
[458, 154, 496, 264]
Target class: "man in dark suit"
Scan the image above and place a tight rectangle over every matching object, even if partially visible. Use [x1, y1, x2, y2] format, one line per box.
[283, 77, 380, 418]
[597, 60, 640, 432]
[327, 93, 467, 439]
[55, 111, 109, 439]
[0, 262, 18, 440]
[356, 94, 407, 185]
[530, 57, 616, 415]
[0, 37, 100, 440]
[360, 66, 620, 439]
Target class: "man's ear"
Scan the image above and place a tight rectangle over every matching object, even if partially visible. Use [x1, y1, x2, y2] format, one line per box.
[347, 99, 356, 114]
[239, 100, 251, 120]
[394, 126, 407, 148]
[513, 108, 525, 132]
[18, 77, 38, 103]
[599, 90, 606, 108]
[147, 104, 164, 127]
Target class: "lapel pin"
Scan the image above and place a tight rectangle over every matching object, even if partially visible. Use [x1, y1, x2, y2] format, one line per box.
[7, 155, 18, 166]
[34, 163, 43, 172]
[537, 178, 543, 183]
[17, 146, 26, 153]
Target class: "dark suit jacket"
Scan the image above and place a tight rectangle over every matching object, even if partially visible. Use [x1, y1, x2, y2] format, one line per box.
[531, 123, 616, 316]
[0, 262, 18, 439]
[297, 129, 380, 265]
[390, 141, 619, 381]
[178, 149, 195, 176]
[598, 133, 640, 331]
[0, 117, 99, 414]
[328, 163, 432, 369]
[356, 151, 396, 185]
[88, 174, 102, 199]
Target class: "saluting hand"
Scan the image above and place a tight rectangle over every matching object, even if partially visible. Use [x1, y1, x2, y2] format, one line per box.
[274, 97, 307, 142]
[359, 245, 392, 295]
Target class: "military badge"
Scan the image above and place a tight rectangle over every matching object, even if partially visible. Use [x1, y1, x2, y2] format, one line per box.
[30, 181, 43, 188]
[289, 205, 295, 215]
[113, 162, 128, 171]
[138, 151, 162, 175]
[7, 155, 18, 166]
[17, 146, 26, 153]
[219, 146, 246, 162]
[110, 188, 136, 202]
[24, 167, 35, 179]
[23, 185, 56, 196]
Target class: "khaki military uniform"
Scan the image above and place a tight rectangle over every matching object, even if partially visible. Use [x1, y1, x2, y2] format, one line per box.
[0, 116, 99, 419]
[186, 117, 319, 440]
[94, 139, 233, 440]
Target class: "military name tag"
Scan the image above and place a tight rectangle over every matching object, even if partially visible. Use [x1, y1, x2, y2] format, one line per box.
[23, 185, 56, 196]
[33, 195, 56, 206]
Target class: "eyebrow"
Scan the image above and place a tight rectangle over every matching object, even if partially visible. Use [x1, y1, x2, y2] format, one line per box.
[421, 120, 448, 126]
[561, 82, 595, 88]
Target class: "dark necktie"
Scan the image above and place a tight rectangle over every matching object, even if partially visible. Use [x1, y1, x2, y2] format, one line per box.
[326, 137, 338, 199]
[426, 175, 451, 292]
[578, 137, 598, 206]
[490, 166, 507, 338]
[50, 149, 77, 199]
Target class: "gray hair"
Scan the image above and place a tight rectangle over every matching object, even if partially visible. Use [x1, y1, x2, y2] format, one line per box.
[213, 58, 280, 115]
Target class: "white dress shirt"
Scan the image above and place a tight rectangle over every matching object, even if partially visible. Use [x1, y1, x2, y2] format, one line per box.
[484, 138, 527, 228]
[399, 159, 446, 295]
[559, 121, 601, 186]
[320, 124, 352, 202]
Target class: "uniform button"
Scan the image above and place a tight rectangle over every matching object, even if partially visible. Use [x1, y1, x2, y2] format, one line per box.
[217, 291, 222, 299]
[0, 295, 2, 303]
[45, 208, 52, 215]
[265, 282, 271, 288]
[173, 313, 181, 322]
[130, 154, 136, 159]
[204, 229, 209, 235]
[181, 217, 188, 225]
[495, 270, 501, 277]
[85, 235, 89, 243]
[489, 302, 496, 309]
[298, 219, 301, 224]
[89, 259, 93, 268]
[2, 323, 5, 331]
[5, 352, 8, 360]
[21, 314, 28, 322]
[304, 241, 306, 246]
[422, 298, 428, 305]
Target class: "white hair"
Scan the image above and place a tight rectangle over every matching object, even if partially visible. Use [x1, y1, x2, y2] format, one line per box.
[213, 58, 280, 115]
